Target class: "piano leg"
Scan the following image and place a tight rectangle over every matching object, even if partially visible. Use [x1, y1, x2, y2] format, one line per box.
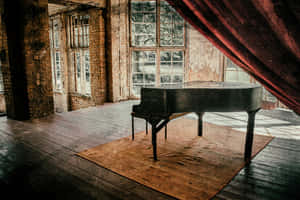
[149, 119, 170, 161]
[146, 120, 148, 135]
[152, 127, 157, 161]
[165, 124, 167, 139]
[132, 114, 134, 140]
[196, 112, 205, 136]
[244, 109, 260, 163]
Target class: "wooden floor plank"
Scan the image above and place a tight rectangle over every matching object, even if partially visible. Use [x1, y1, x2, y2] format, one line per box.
[0, 101, 300, 200]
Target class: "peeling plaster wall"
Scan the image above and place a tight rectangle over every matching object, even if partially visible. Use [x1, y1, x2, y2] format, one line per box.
[107, 0, 130, 102]
[187, 25, 224, 82]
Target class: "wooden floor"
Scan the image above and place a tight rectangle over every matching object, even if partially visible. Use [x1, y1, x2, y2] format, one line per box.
[0, 101, 299, 200]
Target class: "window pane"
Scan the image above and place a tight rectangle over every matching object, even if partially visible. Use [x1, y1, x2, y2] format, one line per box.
[0, 60, 3, 92]
[225, 70, 237, 82]
[172, 75, 183, 83]
[160, 52, 171, 61]
[173, 12, 184, 23]
[133, 74, 144, 84]
[131, 1, 156, 47]
[145, 74, 155, 83]
[143, 62, 156, 73]
[132, 51, 156, 96]
[160, 1, 184, 46]
[160, 51, 184, 84]
[160, 1, 173, 13]
[226, 58, 238, 69]
[160, 62, 171, 74]
[71, 15, 89, 48]
[55, 52, 62, 90]
[161, 75, 171, 83]
[76, 52, 81, 92]
[84, 50, 91, 94]
[160, 35, 172, 46]
[160, 13, 172, 24]
[53, 20, 60, 48]
[143, 2, 156, 12]
[174, 24, 184, 35]
[131, 2, 143, 12]
[131, 13, 143, 22]
[172, 51, 183, 61]
[132, 63, 143, 73]
[173, 62, 184, 73]
[144, 14, 156, 23]
[263, 87, 277, 102]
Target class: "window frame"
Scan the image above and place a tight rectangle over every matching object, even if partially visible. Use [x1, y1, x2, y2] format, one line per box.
[0, 59, 3, 93]
[49, 16, 63, 92]
[129, 0, 187, 97]
[67, 13, 91, 96]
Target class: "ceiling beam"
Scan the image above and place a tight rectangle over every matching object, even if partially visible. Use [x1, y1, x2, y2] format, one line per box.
[48, 0, 105, 8]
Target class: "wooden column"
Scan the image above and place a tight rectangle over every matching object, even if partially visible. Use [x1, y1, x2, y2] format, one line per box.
[2, 0, 54, 120]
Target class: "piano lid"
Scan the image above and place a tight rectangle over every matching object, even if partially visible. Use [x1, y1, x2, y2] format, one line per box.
[144, 81, 261, 90]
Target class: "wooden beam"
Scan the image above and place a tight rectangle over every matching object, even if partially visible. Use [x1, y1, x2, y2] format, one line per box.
[48, 0, 105, 8]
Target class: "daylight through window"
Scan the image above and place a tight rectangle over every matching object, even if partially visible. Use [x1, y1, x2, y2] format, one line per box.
[49, 17, 62, 91]
[68, 14, 91, 95]
[130, 0, 186, 96]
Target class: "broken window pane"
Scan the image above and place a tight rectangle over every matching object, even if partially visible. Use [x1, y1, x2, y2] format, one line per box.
[131, 1, 156, 47]
[160, 1, 184, 46]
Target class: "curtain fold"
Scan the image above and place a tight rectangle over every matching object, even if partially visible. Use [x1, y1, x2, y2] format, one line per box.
[166, 0, 300, 114]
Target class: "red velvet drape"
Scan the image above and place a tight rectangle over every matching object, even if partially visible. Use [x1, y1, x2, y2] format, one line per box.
[166, 0, 300, 114]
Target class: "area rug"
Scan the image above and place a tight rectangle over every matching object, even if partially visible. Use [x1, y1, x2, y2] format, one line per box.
[77, 118, 273, 200]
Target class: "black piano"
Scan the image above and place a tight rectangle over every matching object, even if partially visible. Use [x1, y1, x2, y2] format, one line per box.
[132, 81, 262, 163]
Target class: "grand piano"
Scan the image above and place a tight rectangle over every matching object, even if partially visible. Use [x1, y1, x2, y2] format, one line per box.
[132, 81, 262, 163]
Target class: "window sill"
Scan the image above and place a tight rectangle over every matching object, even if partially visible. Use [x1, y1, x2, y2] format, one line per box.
[70, 92, 92, 99]
[53, 90, 64, 94]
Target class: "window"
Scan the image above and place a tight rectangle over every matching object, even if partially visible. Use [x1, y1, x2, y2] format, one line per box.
[160, 51, 184, 85]
[224, 57, 278, 103]
[49, 17, 62, 91]
[0, 60, 3, 93]
[70, 15, 89, 48]
[130, 0, 186, 96]
[224, 58, 250, 83]
[68, 14, 91, 95]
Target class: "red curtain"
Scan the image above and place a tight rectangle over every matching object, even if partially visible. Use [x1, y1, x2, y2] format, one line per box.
[166, 0, 300, 114]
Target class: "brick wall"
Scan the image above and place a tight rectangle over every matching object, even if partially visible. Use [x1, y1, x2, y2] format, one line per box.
[0, 94, 5, 113]
[23, 0, 54, 118]
[50, 8, 107, 111]
[89, 8, 106, 105]
[0, 7, 10, 114]
[1, 0, 54, 119]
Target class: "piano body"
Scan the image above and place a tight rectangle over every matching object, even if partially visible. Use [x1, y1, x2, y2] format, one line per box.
[132, 81, 262, 162]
